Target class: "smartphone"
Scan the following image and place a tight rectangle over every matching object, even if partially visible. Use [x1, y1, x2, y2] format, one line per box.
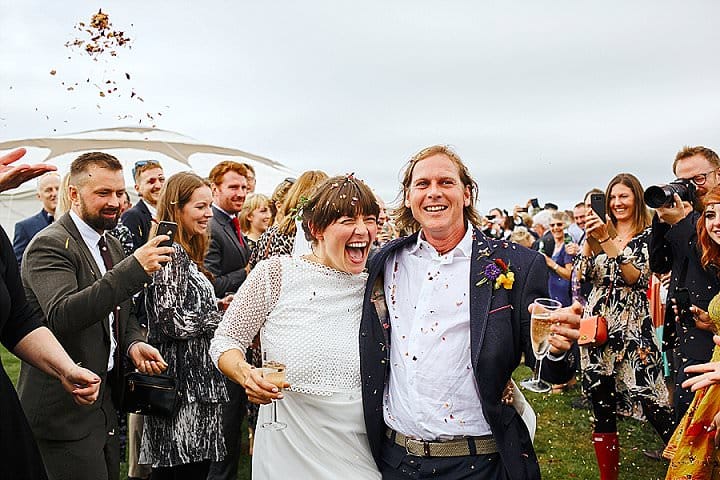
[156, 221, 177, 248]
[530, 198, 540, 209]
[564, 233, 573, 244]
[674, 287, 693, 328]
[590, 193, 606, 220]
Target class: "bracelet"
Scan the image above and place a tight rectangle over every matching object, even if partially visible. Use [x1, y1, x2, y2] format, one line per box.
[598, 237, 611, 244]
[552, 263, 559, 272]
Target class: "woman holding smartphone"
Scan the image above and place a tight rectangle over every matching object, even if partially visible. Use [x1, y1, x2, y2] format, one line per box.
[579, 173, 675, 480]
[140, 172, 229, 478]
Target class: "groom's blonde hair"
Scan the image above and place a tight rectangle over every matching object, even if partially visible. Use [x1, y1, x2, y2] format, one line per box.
[394, 145, 481, 233]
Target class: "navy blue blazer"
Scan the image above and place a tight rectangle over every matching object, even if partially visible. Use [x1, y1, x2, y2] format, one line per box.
[121, 199, 153, 252]
[360, 227, 576, 480]
[13, 210, 52, 266]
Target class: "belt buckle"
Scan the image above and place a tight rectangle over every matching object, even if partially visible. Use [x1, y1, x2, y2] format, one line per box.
[404, 437, 431, 457]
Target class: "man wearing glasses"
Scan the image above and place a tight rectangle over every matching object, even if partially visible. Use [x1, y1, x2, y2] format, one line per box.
[122, 160, 165, 252]
[650, 146, 720, 425]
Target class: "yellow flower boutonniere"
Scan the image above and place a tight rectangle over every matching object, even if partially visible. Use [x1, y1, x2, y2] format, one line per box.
[476, 258, 515, 290]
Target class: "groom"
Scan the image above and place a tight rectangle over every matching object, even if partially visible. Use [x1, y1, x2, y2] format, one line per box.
[360, 145, 581, 479]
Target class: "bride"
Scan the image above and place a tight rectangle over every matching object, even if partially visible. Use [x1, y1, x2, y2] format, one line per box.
[210, 174, 382, 479]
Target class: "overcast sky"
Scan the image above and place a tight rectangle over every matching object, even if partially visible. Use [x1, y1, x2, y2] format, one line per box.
[2, 1, 719, 214]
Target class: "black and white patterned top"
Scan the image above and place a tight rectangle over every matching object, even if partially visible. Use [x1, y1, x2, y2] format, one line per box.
[140, 243, 229, 468]
[248, 225, 295, 269]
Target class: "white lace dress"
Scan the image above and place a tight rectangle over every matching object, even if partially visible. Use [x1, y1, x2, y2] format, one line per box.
[210, 256, 380, 480]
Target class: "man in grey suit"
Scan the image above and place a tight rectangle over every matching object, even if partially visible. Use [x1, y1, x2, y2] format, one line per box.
[18, 152, 174, 480]
[206, 160, 250, 480]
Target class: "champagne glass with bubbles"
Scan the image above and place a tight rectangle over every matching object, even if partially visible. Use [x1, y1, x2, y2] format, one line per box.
[520, 298, 562, 393]
[261, 351, 287, 430]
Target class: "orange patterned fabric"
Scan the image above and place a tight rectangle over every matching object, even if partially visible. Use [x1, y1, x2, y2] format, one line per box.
[663, 293, 720, 479]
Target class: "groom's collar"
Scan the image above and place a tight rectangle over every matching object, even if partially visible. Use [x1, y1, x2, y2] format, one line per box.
[409, 222, 474, 258]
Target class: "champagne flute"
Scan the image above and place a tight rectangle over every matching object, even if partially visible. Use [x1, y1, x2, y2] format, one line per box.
[520, 298, 562, 393]
[261, 352, 287, 430]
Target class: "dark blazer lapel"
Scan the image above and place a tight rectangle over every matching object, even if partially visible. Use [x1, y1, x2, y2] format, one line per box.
[58, 214, 110, 339]
[470, 227, 496, 367]
[213, 206, 245, 257]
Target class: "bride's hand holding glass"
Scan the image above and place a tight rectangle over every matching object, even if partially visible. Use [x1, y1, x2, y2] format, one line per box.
[241, 364, 290, 405]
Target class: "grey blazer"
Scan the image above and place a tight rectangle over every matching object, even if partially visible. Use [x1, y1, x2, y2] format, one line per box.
[17, 213, 149, 441]
[206, 205, 249, 297]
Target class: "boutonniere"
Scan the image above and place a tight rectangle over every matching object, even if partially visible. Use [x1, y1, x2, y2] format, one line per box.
[476, 258, 515, 290]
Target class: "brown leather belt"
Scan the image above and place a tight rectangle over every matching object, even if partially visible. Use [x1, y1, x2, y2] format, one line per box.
[386, 428, 498, 457]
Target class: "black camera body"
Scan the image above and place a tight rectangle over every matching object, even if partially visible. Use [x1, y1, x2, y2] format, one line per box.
[643, 178, 696, 208]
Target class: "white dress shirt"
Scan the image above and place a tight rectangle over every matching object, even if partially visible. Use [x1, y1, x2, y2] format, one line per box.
[69, 210, 117, 371]
[384, 224, 491, 440]
[141, 198, 157, 219]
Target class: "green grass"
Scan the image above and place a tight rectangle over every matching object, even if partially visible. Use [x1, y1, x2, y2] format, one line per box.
[2, 347, 668, 479]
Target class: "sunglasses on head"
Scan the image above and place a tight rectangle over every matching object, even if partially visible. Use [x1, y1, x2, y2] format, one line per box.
[132, 160, 161, 178]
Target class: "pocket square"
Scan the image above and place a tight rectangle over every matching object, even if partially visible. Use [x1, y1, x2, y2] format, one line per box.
[489, 304, 513, 315]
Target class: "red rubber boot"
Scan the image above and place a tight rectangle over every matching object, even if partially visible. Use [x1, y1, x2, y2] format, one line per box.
[592, 432, 619, 480]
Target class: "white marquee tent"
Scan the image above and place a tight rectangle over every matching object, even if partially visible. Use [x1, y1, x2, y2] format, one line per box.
[0, 127, 295, 239]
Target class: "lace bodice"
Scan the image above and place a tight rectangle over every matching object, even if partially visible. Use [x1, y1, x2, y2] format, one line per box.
[210, 256, 368, 395]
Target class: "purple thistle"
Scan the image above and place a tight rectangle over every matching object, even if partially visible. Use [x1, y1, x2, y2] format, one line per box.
[484, 263, 502, 281]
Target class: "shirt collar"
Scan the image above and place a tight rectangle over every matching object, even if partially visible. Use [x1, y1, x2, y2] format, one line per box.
[140, 199, 157, 218]
[69, 210, 103, 247]
[409, 222, 474, 260]
[212, 203, 236, 219]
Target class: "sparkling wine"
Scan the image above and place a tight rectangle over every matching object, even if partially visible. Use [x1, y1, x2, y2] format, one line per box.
[530, 313, 553, 357]
[262, 360, 286, 388]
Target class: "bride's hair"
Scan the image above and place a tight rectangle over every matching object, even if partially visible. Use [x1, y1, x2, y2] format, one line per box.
[301, 175, 380, 244]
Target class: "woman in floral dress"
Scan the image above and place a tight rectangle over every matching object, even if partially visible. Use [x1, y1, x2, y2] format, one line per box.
[578, 173, 675, 480]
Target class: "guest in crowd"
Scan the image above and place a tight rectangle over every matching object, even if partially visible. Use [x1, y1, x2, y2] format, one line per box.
[211, 174, 382, 479]
[13, 170, 60, 265]
[531, 209, 554, 255]
[579, 173, 675, 480]
[509, 227, 535, 248]
[663, 184, 720, 477]
[568, 201, 587, 244]
[141, 172, 229, 478]
[0, 148, 101, 480]
[239, 193, 272, 254]
[650, 146, 720, 424]
[359, 145, 580, 480]
[544, 211, 575, 307]
[240, 162, 257, 193]
[120, 191, 133, 214]
[122, 159, 165, 251]
[268, 177, 295, 226]
[205, 161, 251, 480]
[207, 160, 251, 297]
[19, 151, 170, 480]
[250, 170, 328, 267]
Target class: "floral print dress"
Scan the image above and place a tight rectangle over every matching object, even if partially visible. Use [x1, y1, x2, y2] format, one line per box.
[578, 228, 670, 413]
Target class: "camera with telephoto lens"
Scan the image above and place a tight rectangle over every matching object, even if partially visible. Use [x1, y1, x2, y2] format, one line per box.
[643, 178, 696, 208]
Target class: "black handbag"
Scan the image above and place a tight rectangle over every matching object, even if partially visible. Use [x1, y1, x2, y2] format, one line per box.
[120, 371, 180, 418]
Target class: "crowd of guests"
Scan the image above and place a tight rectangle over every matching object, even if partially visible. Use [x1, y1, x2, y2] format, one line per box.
[4, 143, 720, 480]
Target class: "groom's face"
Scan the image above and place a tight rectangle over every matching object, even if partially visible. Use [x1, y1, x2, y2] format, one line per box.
[405, 153, 471, 241]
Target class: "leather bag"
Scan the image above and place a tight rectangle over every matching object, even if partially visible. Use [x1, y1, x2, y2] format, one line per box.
[578, 315, 608, 347]
[120, 372, 179, 418]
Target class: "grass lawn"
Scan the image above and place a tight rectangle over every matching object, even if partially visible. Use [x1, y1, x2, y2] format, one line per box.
[2, 347, 669, 479]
